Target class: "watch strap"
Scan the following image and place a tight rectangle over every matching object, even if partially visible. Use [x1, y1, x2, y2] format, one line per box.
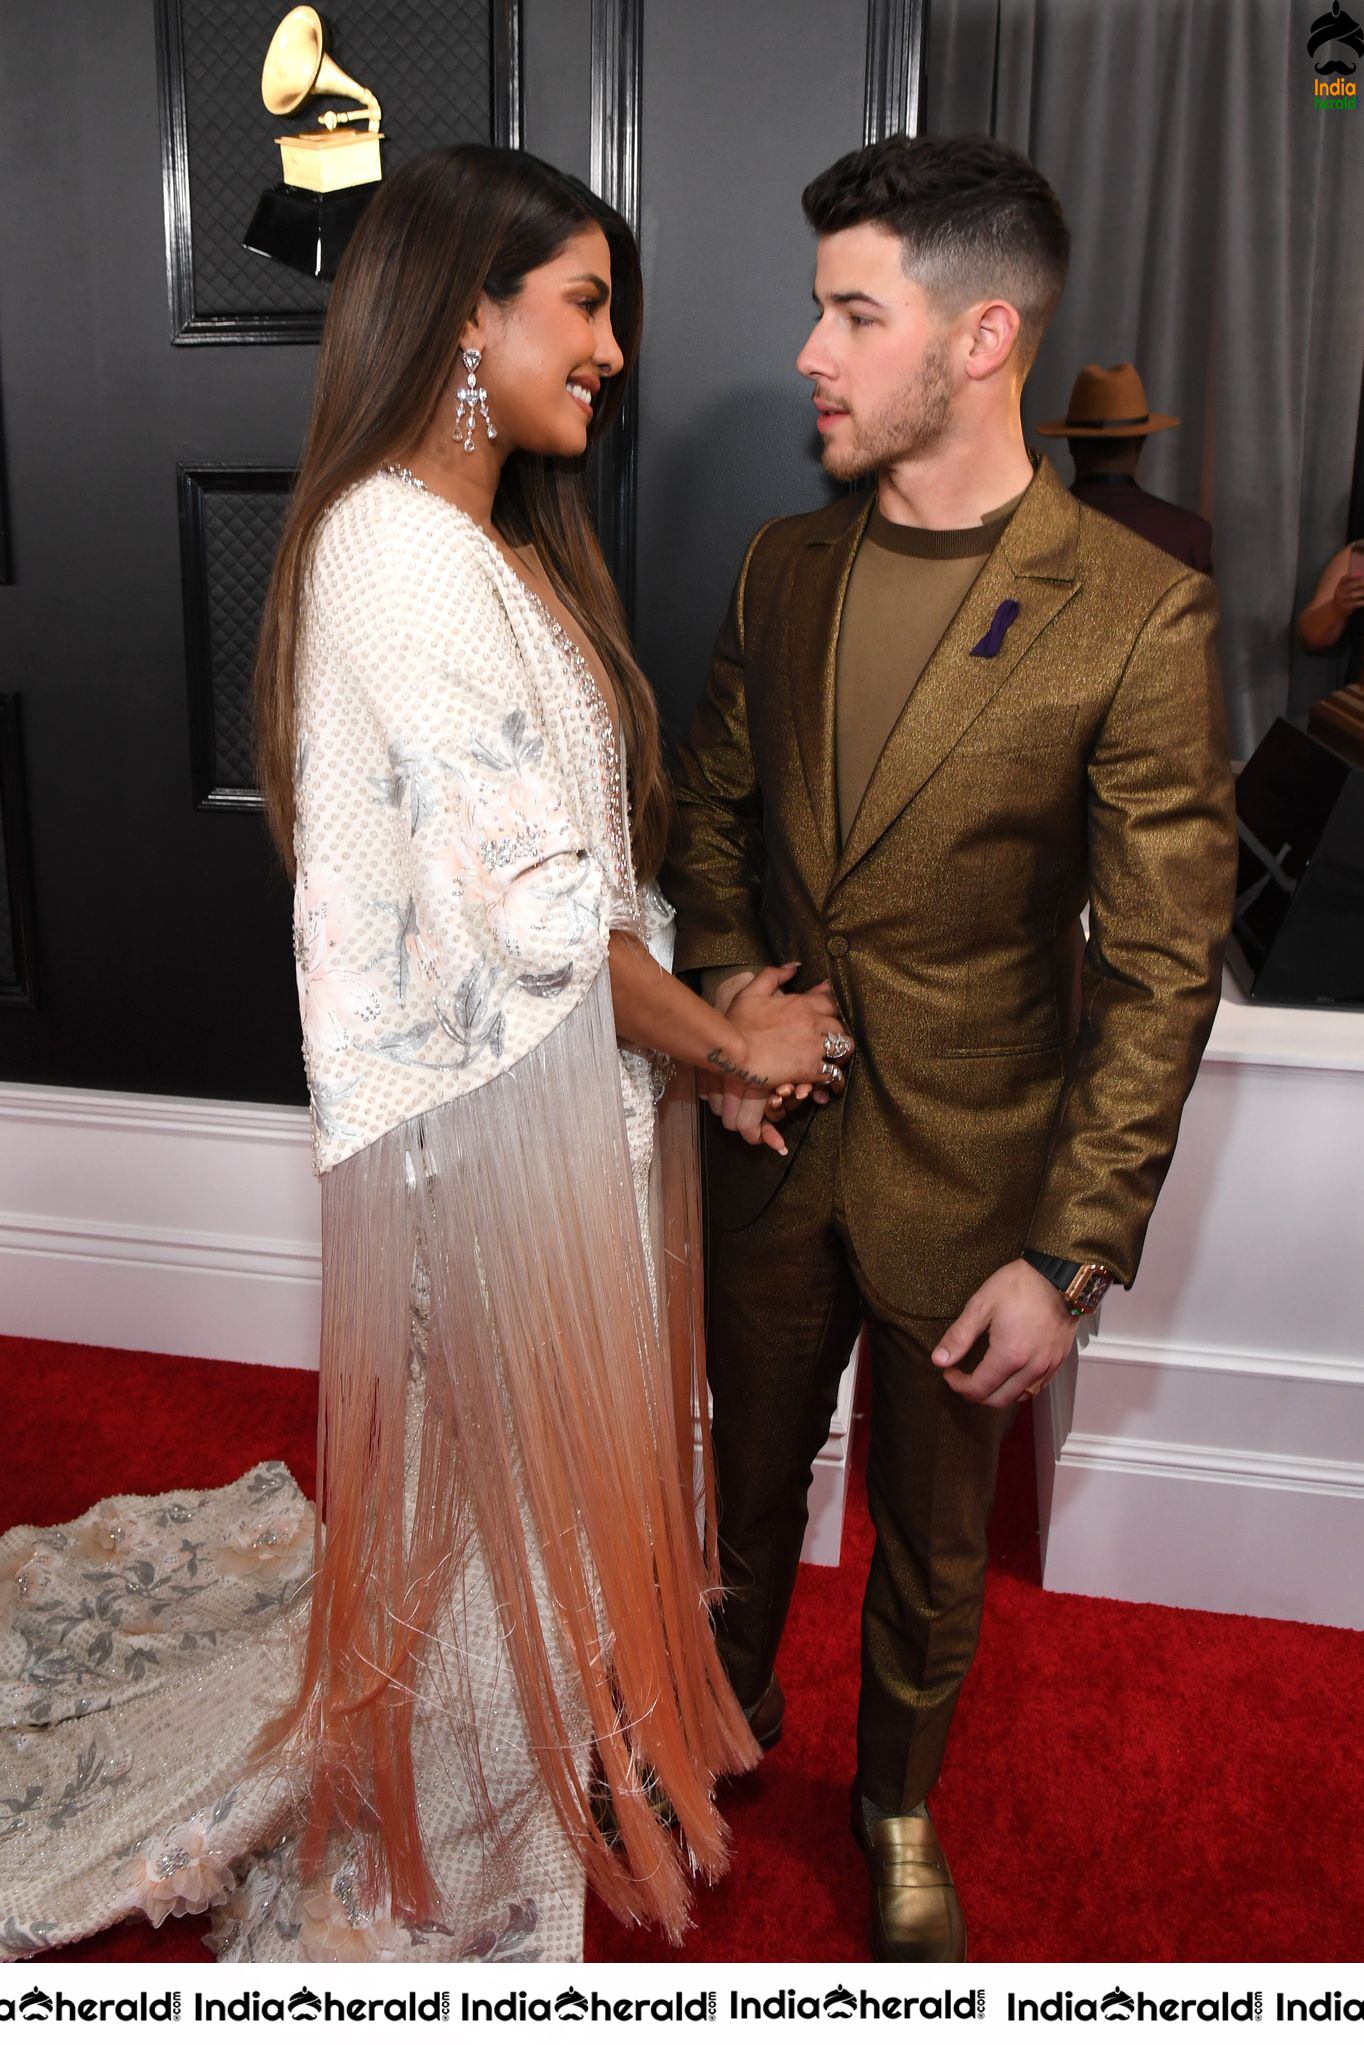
[1021, 1249, 1081, 1291]
[1023, 1247, 1114, 1317]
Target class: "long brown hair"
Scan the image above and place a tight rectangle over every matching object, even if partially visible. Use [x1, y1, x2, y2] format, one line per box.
[253, 145, 667, 881]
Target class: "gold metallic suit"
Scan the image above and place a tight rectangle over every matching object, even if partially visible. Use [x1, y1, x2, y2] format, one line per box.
[664, 454, 1237, 1813]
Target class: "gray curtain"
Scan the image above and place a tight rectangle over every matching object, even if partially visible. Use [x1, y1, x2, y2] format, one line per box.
[926, 0, 1364, 755]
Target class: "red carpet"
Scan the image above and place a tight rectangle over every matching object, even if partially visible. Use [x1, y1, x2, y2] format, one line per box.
[6, 1333, 1362, 1964]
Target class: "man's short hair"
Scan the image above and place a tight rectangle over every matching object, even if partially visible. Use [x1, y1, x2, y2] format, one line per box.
[802, 133, 1070, 375]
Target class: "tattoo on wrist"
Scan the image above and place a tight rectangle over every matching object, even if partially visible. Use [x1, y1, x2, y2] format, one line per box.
[707, 1048, 772, 1089]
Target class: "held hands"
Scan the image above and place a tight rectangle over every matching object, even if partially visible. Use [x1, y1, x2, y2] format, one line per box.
[1331, 572, 1364, 621]
[702, 964, 852, 1156]
[929, 1258, 1078, 1407]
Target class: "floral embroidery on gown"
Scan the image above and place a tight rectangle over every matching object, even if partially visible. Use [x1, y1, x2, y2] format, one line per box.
[0, 1411, 568, 1961]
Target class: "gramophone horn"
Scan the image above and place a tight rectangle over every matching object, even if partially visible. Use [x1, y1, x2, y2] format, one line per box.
[262, 6, 326, 115]
[262, 6, 378, 124]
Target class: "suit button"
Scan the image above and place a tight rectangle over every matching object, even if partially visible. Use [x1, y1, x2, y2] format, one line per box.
[825, 934, 849, 958]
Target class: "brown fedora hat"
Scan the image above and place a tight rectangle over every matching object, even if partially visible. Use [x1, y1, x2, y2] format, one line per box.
[1035, 361, 1179, 437]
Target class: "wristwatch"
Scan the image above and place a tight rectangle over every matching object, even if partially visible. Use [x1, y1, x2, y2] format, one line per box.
[1021, 1249, 1114, 1317]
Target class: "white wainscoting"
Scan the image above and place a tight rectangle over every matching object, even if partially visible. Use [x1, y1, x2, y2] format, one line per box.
[0, 1084, 321, 1371]
[804, 1345, 863, 1566]
[1034, 969, 1364, 1630]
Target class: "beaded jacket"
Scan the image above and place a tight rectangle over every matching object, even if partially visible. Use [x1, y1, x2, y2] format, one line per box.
[294, 466, 651, 1175]
[279, 467, 753, 1936]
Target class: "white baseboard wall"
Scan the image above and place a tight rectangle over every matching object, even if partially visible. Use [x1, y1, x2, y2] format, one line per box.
[0, 1082, 321, 1371]
[1037, 1332, 1364, 1630]
[1033, 970, 1364, 1632]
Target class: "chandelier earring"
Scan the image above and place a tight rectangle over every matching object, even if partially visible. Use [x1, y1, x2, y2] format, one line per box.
[454, 347, 497, 453]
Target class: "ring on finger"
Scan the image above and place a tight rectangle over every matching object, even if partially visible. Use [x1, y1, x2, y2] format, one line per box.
[824, 1033, 852, 1061]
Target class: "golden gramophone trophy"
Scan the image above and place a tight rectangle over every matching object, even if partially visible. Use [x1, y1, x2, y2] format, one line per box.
[242, 7, 385, 281]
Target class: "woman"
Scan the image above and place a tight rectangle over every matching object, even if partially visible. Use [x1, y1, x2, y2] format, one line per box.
[0, 146, 849, 1964]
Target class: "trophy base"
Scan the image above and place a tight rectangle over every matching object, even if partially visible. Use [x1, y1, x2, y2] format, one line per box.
[276, 130, 384, 193]
[241, 181, 379, 282]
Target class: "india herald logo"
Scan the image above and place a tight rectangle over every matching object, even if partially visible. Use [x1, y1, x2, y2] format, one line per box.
[1308, 0, 1363, 72]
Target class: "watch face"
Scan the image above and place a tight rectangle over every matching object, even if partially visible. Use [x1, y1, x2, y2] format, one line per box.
[1068, 1264, 1113, 1314]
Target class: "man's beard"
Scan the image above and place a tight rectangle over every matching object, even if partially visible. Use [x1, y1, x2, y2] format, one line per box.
[820, 335, 954, 482]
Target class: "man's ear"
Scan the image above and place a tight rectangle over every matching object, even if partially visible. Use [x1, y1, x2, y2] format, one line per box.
[964, 298, 1023, 382]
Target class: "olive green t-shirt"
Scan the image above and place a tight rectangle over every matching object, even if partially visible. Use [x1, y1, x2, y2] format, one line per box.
[834, 486, 1028, 845]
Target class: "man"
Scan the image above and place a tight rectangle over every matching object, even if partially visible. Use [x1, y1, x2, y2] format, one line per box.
[663, 134, 1237, 1965]
[1037, 361, 1214, 572]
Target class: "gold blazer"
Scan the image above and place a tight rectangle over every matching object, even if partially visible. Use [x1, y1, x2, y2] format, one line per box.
[664, 455, 1238, 1316]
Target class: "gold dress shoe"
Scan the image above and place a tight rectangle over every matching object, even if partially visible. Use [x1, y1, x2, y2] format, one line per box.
[850, 1788, 967, 1962]
[744, 1673, 785, 1751]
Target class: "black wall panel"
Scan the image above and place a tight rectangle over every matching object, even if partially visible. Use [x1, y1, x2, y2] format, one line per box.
[0, 375, 11, 586]
[179, 467, 294, 809]
[0, 696, 38, 1008]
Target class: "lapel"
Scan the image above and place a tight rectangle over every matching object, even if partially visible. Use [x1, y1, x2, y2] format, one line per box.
[828, 453, 1082, 894]
[789, 491, 875, 876]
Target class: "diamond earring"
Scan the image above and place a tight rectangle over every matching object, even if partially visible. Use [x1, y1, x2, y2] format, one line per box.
[454, 348, 496, 453]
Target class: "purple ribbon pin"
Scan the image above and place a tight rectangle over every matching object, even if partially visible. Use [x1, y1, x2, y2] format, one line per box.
[970, 598, 1020, 659]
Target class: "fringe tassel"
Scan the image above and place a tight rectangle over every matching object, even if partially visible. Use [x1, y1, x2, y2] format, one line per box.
[252, 968, 757, 1940]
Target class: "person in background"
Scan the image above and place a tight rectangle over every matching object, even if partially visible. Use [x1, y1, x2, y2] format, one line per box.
[1296, 538, 1364, 685]
[1037, 362, 1213, 573]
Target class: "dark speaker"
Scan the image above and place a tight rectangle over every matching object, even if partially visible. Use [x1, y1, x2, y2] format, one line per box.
[1227, 718, 1364, 1009]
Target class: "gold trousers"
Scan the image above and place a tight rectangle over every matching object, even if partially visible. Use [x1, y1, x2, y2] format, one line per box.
[704, 1097, 1012, 1815]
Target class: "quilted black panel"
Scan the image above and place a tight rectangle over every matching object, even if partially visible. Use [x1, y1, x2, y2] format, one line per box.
[167, 0, 495, 329]
[202, 485, 289, 789]
[0, 694, 35, 1001]
[181, 473, 294, 803]
[0, 817, 14, 987]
